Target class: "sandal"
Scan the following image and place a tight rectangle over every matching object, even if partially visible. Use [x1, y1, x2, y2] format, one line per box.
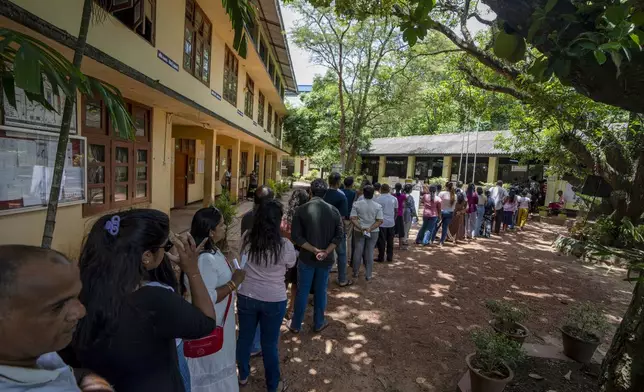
[314, 321, 330, 333]
[286, 321, 300, 334]
[338, 279, 354, 287]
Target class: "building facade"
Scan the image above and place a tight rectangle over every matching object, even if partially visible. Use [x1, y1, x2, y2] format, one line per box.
[0, 0, 296, 255]
[360, 132, 572, 206]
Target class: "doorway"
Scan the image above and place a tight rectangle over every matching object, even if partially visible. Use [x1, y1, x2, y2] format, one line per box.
[174, 153, 188, 208]
[300, 160, 305, 176]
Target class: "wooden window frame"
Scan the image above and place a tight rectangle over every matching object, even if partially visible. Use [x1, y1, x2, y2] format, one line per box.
[101, 0, 156, 46]
[273, 112, 279, 136]
[183, 0, 212, 86]
[223, 46, 239, 106]
[82, 97, 153, 217]
[258, 91, 265, 128]
[244, 75, 255, 118]
[267, 104, 273, 134]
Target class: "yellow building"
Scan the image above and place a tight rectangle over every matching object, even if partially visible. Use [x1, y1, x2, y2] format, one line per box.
[0, 0, 296, 256]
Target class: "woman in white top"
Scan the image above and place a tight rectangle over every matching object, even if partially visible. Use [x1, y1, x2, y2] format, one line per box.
[435, 182, 457, 246]
[186, 207, 246, 392]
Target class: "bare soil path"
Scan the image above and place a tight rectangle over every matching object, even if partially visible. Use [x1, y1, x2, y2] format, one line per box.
[243, 221, 632, 392]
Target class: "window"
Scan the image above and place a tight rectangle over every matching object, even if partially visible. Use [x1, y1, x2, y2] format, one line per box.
[259, 39, 268, 65]
[177, 139, 197, 184]
[280, 83, 285, 99]
[244, 75, 255, 118]
[223, 46, 239, 105]
[414, 157, 444, 180]
[183, 0, 212, 85]
[267, 104, 273, 133]
[100, 0, 156, 44]
[83, 97, 151, 216]
[452, 156, 489, 184]
[384, 157, 408, 178]
[258, 92, 265, 127]
[274, 112, 279, 136]
[268, 60, 276, 83]
[277, 116, 282, 139]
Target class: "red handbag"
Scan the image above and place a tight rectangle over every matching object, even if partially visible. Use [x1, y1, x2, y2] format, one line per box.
[183, 293, 233, 358]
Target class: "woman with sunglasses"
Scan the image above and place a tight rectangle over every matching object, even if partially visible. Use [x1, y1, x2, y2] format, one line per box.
[185, 207, 246, 392]
[71, 209, 216, 392]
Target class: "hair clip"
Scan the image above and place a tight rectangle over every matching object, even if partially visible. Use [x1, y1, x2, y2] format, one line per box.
[104, 215, 121, 236]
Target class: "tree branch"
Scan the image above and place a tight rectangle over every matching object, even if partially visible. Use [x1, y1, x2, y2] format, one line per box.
[458, 65, 531, 102]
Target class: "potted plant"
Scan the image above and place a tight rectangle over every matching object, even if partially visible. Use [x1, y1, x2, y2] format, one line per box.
[561, 302, 609, 363]
[486, 300, 530, 344]
[467, 330, 524, 392]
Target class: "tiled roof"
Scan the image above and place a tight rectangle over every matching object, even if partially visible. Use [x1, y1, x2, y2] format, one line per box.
[361, 131, 513, 156]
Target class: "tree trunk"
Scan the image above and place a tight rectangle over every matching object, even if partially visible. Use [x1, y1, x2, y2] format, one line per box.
[337, 43, 347, 172]
[599, 280, 644, 392]
[41, 0, 92, 248]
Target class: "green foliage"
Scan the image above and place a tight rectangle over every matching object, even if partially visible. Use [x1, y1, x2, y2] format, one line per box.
[0, 28, 134, 138]
[486, 300, 528, 330]
[564, 302, 610, 341]
[424, 177, 448, 186]
[221, 0, 255, 58]
[305, 169, 320, 181]
[211, 190, 238, 250]
[470, 329, 524, 377]
[266, 178, 290, 199]
[283, 105, 319, 157]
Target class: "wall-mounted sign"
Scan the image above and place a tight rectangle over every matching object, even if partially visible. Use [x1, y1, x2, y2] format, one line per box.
[253, 121, 258, 126]
[211, 90, 222, 100]
[157, 50, 179, 72]
[511, 165, 528, 172]
[237, 109, 244, 117]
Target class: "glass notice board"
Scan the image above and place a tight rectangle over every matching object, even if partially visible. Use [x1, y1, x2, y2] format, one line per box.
[0, 126, 86, 215]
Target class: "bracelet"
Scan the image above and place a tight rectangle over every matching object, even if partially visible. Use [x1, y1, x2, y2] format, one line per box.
[226, 282, 234, 292]
[229, 280, 238, 291]
[188, 272, 200, 279]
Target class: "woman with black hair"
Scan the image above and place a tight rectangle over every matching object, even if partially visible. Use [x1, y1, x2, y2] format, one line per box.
[237, 199, 297, 392]
[282, 189, 310, 319]
[186, 207, 246, 392]
[72, 209, 217, 392]
[393, 183, 407, 249]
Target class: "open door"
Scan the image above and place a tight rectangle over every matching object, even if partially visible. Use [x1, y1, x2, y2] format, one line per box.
[174, 153, 188, 208]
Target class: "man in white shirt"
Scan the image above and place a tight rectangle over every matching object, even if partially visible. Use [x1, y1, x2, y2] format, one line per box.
[0, 245, 112, 392]
[489, 180, 507, 234]
[374, 184, 398, 263]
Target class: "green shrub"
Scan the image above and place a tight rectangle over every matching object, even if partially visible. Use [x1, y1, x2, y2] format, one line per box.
[564, 302, 609, 341]
[211, 189, 237, 251]
[304, 169, 320, 181]
[486, 300, 528, 331]
[470, 329, 524, 378]
[424, 177, 448, 186]
[266, 179, 290, 199]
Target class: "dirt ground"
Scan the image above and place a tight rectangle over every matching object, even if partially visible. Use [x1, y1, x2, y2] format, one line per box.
[243, 220, 633, 392]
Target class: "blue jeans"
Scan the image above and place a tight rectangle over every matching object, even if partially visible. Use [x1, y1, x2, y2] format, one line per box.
[434, 211, 454, 244]
[176, 342, 191, 392]
[252, 325, 261, 353]
[421, 216, 439, 245]
[474, 205, 485, 237]
[291, 262, 331, 331]
[336, 233, 348, 284]
[237, 295, 287, 392]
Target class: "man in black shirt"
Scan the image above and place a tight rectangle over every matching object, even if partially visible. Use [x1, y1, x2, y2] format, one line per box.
[289, 179, 343, 333]
[323, 172, 350, 286]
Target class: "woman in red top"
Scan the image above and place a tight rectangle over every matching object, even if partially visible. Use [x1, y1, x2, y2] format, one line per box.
[415, 185, 442, 246]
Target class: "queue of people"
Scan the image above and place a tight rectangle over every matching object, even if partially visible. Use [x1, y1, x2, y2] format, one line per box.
[0, 174, 547, 392]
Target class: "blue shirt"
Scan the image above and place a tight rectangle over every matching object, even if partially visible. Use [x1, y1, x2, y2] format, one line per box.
[323, 188, 348, 218]
[342, 189, 357, 218]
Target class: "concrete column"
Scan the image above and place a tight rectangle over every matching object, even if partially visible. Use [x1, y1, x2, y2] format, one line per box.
[378, 156, 386, 181]
[487, 157, 498, 184]
[406, 156, 416, 179]
[229, 138, 241, 202]
[442, 156, 452, 180]
[258, 148, 266, 185]
[203, 130, 218, 207]
[273, 154, 280, 181]
[265, 153, 273, 181]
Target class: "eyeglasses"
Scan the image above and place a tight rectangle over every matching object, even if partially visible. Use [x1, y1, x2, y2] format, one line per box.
[154, 242, 174, 253]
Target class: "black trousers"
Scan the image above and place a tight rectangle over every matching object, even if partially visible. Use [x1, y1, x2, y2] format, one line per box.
[378, 226, 395, 262]
[494, 208, 503, 234]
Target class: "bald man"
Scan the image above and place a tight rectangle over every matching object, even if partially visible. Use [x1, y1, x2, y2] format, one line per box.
[0, 245, 110, 391]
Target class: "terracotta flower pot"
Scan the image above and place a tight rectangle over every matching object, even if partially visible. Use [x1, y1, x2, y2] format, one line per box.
[561, 326, 600, 363]
[466, 353, 514, 392]
[489, 320, 530, 345]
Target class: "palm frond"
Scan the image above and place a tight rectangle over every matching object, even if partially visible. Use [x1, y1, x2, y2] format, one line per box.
[221, 0, 257, 58]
